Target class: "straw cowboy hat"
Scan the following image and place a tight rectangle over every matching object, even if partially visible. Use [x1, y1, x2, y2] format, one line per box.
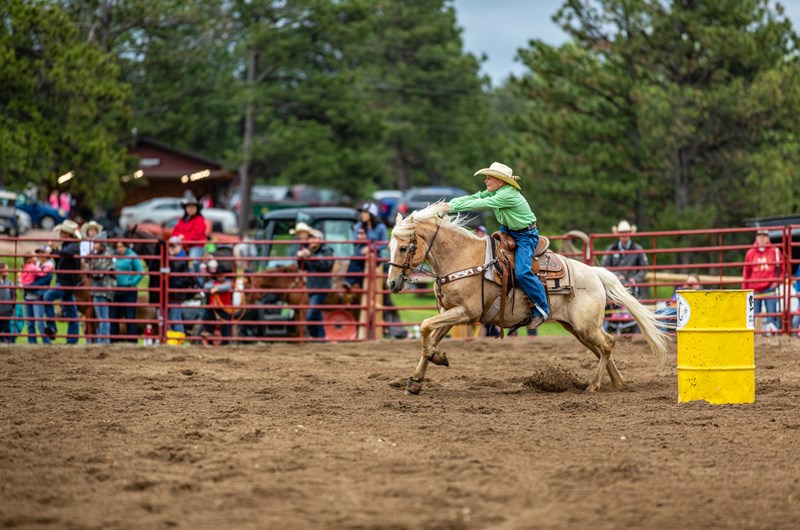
[612, 220, 637, 234]
[53, 219, 82, 238]
[79, 220, 103, 238]
[289, 222, 322, 238]
[474, 162, 522, 190]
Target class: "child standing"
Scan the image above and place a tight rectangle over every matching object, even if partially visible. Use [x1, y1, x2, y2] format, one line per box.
[445, 162, 549, 329]
[19, 251, 51, 344]
[88, 234, 115, 344]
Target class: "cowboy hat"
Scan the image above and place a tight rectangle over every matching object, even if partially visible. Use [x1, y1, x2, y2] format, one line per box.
[79, 220, 103, 238]
[53, 219, 82, 238]
[181, 191, 200, 207]
[289, 222, 321, 237]
[612, 220, 637, 234]
[474, 162, 521, 190]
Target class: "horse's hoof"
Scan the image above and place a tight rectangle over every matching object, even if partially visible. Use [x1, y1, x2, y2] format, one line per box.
[428, 352, 449, 367]
[405, 377, 423, 395]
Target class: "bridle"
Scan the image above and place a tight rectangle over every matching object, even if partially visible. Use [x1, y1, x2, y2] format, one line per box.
[387, 217, 444, 283]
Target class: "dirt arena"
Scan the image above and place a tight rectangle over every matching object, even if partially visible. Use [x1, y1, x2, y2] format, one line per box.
[2, 335, 799, 529]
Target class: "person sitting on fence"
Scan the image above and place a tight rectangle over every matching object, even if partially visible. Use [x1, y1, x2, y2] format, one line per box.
[171, 192, 207, 278]
[110, 241, 144, 343]
[19, 248, 54, 344]
[88, 233, 115, 345]
[43, 220, 83, 344]
[199, 258, 234, 345]
[0, 263, 16, 343]
[292, 222, 333, 339]
[344, 202, 388, 289]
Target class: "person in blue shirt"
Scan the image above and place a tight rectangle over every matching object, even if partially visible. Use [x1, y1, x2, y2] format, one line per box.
[344, 202, 388, 289]
[110, 240, 144, 343]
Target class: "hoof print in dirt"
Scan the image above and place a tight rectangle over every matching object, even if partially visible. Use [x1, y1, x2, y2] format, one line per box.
[523, 364, 587, 392]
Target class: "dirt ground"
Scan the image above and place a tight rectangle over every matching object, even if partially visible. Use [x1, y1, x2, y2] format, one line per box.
[1, 334, 799, 529]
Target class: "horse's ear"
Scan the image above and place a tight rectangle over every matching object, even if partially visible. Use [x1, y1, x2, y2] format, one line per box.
[395, 212, 402, 226]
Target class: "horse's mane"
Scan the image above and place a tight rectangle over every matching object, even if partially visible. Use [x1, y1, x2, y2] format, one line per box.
[392, 201, 477, 239]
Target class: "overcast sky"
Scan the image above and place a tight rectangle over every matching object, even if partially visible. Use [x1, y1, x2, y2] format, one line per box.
[453, 0, 800, 86]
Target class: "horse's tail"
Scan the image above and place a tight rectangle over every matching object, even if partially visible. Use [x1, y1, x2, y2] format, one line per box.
[593, 266, 671, 362]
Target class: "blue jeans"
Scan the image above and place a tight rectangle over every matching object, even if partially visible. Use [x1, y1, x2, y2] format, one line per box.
[110, 290, 138, 342]
[43, 286, 79, 344]
[23, 298, 51, 344]
[501, 225, 549, 316]
[93, 295, 111, 344]
[306, 292, 327, 338]
[168, 306, 186, 333]
[754, 290, 780, 330]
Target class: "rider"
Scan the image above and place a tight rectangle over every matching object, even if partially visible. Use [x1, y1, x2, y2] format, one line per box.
[444, 162, 549, 329]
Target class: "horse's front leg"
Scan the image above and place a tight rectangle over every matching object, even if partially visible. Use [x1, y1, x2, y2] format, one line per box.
[406, 306, 469, 395]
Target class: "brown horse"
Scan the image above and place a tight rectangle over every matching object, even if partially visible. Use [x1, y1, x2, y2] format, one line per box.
[387, 202, 671, 395]
[244, 264, 308, 339]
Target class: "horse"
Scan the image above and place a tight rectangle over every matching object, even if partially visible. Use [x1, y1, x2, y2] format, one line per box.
[242, 264, 308, 339]
[386, 202, 671, 395]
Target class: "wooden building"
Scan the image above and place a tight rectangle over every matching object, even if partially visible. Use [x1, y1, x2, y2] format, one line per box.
[124, 137, 237, 207]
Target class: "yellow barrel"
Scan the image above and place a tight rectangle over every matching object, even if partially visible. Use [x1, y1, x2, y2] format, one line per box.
[676, 290, 755, 404]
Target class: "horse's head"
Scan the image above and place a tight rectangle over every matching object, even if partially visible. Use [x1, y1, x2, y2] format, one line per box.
[387, 202, 449, 293]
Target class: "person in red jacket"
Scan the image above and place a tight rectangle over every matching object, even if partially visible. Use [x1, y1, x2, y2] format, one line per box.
[170, 193, 208, 278]
[743, 229, 783, 334]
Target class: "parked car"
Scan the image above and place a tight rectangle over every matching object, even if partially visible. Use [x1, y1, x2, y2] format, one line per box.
[119, 197, 238, 233]
[16, 210, 32, 235]
[371, 190, 403, 227]
[0, 191, 23, 236]
[230, 185, 347, 226]
[13, 192, 66, 230]
[391, 186, 486, 228]
[135, 216, 241, 246]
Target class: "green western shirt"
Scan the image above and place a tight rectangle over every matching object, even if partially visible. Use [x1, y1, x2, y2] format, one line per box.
[448, 185, 536, 230]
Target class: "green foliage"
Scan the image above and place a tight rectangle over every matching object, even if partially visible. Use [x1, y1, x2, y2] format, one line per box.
[509, 0, 800, 234]
[0, 0, 133, 207]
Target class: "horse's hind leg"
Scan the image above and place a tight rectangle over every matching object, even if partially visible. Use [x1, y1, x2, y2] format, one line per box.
[562, 322, 622, 391]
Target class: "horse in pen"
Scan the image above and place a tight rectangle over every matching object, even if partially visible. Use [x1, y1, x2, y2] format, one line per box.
[386, 202, 672, 395]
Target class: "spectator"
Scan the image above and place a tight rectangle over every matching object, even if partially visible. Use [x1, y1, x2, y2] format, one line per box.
[199, 258, 234, 345]
[792, 262, 800, 337]
[344, 202, 388, 289]
[0, 263, 16, 343]
[167, 236, 194, 334]
[292, 222, 333, 339]
[601, 220, 650, 300]
[110, 241, 144, 343]
[170, 192, 207, 276]
[19, 249, 54, 344]
[743, 229, 782, 335]
[88, 233, 115, 344]
[43, 220, 82, 344]
[79, 220, 103, 259]
[474, 225, 488, 238]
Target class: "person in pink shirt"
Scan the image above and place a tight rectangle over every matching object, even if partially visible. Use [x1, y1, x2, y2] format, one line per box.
[743, 229, 783, 334]
[19, 249, 54, 344]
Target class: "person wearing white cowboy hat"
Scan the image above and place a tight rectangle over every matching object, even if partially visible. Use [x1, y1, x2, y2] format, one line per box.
[601, 219, 649, 302]
[444, 161, 549, 329]
[79, 220, 103, 258]
[171, 192, 207, 277]
[42, 219, 84, 344]
[293, 222, 333, 339]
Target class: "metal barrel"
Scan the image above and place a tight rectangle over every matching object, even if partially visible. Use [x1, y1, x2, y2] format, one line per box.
[676, 290, 755, 404]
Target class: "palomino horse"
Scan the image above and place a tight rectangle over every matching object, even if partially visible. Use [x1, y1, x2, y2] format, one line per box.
[386, 202, 670, 395]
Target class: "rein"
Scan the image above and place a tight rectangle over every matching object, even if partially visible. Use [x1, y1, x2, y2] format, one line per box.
[387, 217, 445, 283]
